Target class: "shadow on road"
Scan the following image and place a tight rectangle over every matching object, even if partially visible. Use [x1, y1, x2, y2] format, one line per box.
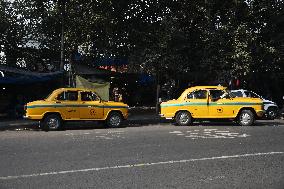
[1, 118, 282, 132]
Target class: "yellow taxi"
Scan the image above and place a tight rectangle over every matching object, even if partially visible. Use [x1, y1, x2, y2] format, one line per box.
[24, 88, 129, 130]
[160, 86, 265, 126]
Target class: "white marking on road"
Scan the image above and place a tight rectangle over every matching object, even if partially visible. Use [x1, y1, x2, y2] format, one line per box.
[96, 136, 113, 139]
[0, 152, 283, 180]
[65, 131, 126, 140]
[171, 129, 251, 139]
[169, 131, 182, 134]
[238, 134, 250, 137]
[199, 175, 225, 182]
[108, 131, 124, 133]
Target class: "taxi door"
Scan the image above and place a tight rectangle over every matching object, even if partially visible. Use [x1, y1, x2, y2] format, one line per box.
[208, 89, 234, 118]
[55, 91, 80, 120]
[79, 91, 104, 119]
[185, 89, 209, 118]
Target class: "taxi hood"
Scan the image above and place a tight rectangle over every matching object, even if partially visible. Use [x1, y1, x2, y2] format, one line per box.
[160, 99, 180, 105]
[26, 100, 47, 105]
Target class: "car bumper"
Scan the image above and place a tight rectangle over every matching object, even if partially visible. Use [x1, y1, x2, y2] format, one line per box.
[23, 115, 29, 119]
[23, 115, 42, 120]
[159, 114, 174, 120]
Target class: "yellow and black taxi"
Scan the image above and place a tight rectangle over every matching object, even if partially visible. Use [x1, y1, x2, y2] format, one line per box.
[160, 86, 265, 126]
[24, 88, 129, 130]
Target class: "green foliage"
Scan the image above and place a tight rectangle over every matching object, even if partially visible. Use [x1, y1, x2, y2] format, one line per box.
[1, 0, 283, 80]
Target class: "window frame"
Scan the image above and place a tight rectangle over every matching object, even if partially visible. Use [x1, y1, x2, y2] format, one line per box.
[80, 91, 100, 102]
[56, 91, 79, 101]
[186, 90, 208, 100]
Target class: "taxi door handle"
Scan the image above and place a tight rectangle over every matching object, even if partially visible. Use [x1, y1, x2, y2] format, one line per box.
[56, 101, 61, 103]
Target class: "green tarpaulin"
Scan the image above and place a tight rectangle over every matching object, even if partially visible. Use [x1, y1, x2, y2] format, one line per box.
[76, 76, 110, 101]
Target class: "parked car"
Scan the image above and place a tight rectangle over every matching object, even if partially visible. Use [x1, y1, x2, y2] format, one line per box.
[231, 89, 279, 120]
[160, 86, 265, 126]
[24, 88, 129, 130]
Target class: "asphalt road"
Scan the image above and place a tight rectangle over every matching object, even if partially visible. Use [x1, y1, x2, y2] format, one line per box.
[0, 120, 284, 189]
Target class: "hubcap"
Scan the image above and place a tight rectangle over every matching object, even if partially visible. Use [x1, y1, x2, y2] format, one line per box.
[179, 113, 189, 125]
[240, 113, 251, 125]
[268, 110, 276, 118]
[110, 115, 121, 127]
[47, 118, 60, 129]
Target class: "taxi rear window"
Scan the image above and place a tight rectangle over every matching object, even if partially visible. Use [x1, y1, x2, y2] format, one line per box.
[187, 90, 207, 99]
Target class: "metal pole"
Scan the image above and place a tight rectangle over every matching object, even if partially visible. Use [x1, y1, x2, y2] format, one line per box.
[60, 1, 65, 71]
[155, 65, 160, 115]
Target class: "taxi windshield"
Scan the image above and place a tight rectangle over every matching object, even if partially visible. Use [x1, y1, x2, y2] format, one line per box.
[45, 92, 53, 100]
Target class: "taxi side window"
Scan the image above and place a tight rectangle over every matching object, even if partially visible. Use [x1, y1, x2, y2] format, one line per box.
[57, 91, 78, 101]
[187, 90, 207, 99]
[81, 92, 99, 101]
[210, 90, 225, 99]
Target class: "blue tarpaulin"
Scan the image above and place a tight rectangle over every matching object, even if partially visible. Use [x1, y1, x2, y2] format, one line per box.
[0, 65, 63, 84]
[0, 73, 63, 84]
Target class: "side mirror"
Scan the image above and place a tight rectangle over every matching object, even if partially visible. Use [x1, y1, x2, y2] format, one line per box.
[221, 93, 230, 99]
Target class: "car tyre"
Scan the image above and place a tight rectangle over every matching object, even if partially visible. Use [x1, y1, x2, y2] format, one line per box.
[175, 111, 192, 126]
[106, 112, 123, 128]
[238, 110, 255, 126]
[266, 107, 278, 120]
[42, 114, 62, 131]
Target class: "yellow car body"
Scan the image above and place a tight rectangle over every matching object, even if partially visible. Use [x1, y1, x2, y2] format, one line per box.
[160, 86, 265, 126]
[24, 88, 128, 129]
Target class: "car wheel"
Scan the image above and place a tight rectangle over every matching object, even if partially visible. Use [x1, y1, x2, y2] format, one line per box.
[175, 111, 192, 126]
[238, 110, 255, 126]
[106, 112, 123, 128]
[42, 114, 62, 131]
[266, 107, 278, 120]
